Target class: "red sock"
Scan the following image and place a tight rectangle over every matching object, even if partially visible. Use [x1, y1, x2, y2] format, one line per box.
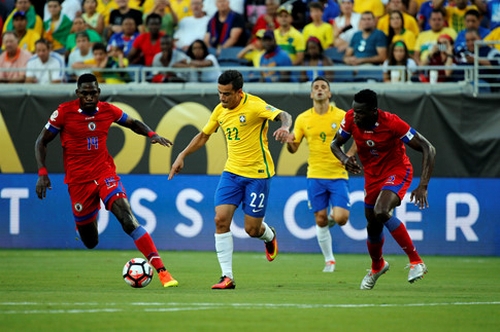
[367, 237, 385, 271]
[134, 232, 165, 272]
[390, 223, 422, 263]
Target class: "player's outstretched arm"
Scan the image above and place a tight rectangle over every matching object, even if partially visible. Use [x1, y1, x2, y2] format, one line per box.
[34, 128, 57, 199]
[121, 116, 173, 147]
[168, 132, 211, 180]
[273, 111, 292, 143]
[407, 132, 436, 209]
[331, 133, 362, 174]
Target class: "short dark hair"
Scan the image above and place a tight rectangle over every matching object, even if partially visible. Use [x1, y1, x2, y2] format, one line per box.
[35, 38, 51, 49]
[75, 31, 90, 41]
[218, 70, 244, 90]
[312, 76, 330, 88]
[354, 89, 378, 109]
[77, 73, 98, 87]
[308, 2, 323, 11]
[465, 9, 481, 19]
[146, 13, 162, 24]
[92, 42, 107, 52]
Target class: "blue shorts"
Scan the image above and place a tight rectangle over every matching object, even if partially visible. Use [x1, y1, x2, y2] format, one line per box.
[307, 178, 350, 213]
[214, 171, 271, 218]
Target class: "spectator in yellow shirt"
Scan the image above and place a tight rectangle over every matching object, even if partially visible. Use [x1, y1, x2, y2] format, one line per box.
[10, 10, 40, 53]
[302, 2, 334, 50]
[377, 0, 419, 36]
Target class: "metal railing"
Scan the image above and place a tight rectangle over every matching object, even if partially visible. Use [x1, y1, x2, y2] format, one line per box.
[0, 40, 498, 95]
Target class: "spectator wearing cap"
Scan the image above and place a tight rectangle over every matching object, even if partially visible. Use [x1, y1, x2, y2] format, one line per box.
[302, 2, 334, 51]
[274, 4, 305, 66]
[420, 33, 456, 82]
[0, 31, 32, 83]
[43, 0, 73, 54]
[251, 0, 280, 41]
[260, 29, 292, 82]
[204, 0, 247, 54]
[2, 0, 43, 37]
[344, 11, 387, 65]
[237, 28, 265, 67]
[9, 10, 40, 53]
[414, 8, 457, 64]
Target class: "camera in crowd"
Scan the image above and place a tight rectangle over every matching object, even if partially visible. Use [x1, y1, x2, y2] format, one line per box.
[437, 43, 448, 52]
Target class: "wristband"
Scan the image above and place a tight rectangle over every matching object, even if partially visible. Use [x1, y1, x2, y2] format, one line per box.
[147, 131, 157, 138]
[38, 167, 48, 176]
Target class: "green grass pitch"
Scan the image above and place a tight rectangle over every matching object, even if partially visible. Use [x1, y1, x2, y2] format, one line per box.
[0, 249, 498, 331]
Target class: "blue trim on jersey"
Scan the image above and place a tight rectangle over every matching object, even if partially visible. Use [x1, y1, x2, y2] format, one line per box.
[130, 225, 147, 241]
[46, 123, 60, 134]
[74, 209, 99, 224]
[103, 186, 125, 207]
[116, 112, 128, 125]
[401, 127, 416, 144]
[381, 168, 411, 194]
[338, 128, 351, 140]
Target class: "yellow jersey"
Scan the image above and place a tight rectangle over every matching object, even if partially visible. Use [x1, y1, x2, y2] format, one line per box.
[203, 93, 283, 178]
[292, 105, 348, 179]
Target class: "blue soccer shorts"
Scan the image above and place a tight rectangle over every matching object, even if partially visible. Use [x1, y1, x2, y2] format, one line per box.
[214, 171, 271, 218]
[307, 178, 350, 213]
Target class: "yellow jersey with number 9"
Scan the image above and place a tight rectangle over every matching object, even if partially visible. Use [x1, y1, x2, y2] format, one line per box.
[203, 93, 283, 178]
[293, 105, 348, 179]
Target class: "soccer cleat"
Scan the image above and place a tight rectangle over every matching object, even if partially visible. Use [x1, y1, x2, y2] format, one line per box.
[407, 262, 428, 283]
[327, 215, 336, 228]
[360, 260, 390, 290]
[265, 227, 278, 262]
[158, 270, 179, 288]
[323, 260, 336, 273]
[211, 276, 236, 290]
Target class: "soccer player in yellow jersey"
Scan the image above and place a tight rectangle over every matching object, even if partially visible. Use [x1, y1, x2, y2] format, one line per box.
[287, 77, 356, 273]
[169, 70, 293, 289]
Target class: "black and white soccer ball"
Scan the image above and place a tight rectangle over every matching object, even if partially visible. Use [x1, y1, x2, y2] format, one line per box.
[122, 258, 153, 288]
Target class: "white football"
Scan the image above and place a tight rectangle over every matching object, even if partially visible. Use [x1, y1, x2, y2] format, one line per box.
[122, 258, 153, 288]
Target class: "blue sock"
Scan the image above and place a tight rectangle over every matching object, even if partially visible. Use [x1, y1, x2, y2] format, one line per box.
[384, 216, 402, 232]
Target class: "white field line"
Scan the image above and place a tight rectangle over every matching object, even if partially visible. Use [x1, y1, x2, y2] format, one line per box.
[0, 301, 499, 315]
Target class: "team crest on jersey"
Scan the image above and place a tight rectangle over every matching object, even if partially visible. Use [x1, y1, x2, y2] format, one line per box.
[74, 203, 83, 212]
[239, 114, 246, 124]
[265, 104, 277, 112]
[50, 110, 58, 121]
[88, 122, 96, 131]
[366, 140, 375, 147]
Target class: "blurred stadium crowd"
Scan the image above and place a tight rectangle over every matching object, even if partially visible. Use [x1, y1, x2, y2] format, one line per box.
[0, 0, 498, 88]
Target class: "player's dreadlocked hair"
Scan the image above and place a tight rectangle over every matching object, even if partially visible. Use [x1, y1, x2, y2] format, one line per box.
[218, 70, 244, 91]
[354, 89, 378, 110]
[77, 73, 98, 87]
